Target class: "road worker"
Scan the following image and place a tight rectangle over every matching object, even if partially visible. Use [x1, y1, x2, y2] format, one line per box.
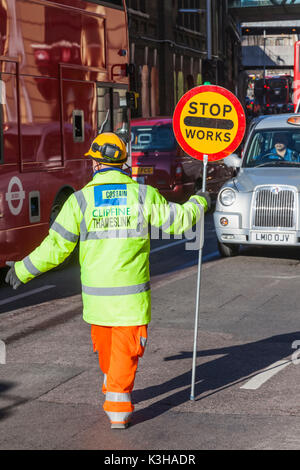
[5, 132, 210, 429]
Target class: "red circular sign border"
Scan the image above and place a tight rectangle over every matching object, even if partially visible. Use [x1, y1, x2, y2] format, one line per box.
[173, 85, 246, 162]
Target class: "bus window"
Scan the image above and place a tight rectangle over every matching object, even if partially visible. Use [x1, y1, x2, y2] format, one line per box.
[0, 74, 19, 165]
[29, 191, 41, 223]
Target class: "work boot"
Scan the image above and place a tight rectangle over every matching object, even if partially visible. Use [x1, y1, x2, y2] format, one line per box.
[111, 421, 130, 430]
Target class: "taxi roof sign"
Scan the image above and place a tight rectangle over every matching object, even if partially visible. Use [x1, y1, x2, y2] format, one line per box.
[173, 85, 246, 162]
[287, 116, 300, 126]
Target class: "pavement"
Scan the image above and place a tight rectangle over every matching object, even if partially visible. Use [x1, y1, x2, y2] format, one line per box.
[0, 253, 300, 451]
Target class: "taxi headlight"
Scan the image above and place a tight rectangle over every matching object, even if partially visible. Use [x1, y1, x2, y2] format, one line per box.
[220, 188, 236, 206]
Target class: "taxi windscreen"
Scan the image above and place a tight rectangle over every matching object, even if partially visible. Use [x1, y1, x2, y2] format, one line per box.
[244, 129, 300, 167]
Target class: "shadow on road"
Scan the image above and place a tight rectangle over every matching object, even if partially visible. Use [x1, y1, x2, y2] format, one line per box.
[132, 331, 300, 425]
[240, 245, 300, 262]
[0, 381, 18, 422]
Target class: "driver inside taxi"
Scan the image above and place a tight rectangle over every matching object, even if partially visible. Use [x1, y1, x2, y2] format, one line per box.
[261, 133, 300, 162]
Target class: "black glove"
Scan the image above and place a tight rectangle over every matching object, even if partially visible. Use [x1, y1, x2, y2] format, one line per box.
[5, 261, 22, 290]
[196, 191, 211, 213]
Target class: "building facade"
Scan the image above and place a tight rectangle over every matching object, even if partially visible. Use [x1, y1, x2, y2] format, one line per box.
[242, 21, 300, 77]
[127, 0, 243, 118]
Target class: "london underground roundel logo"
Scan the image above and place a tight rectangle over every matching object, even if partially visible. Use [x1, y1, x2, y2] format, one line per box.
[173, 85, 246, 162]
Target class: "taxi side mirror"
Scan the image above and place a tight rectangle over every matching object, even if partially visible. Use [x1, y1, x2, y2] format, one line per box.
[224, 154, 242, 169]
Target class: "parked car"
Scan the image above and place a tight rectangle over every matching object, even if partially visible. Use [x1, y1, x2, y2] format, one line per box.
[214, 113, 300, 257]
[130, 117, 234, 203]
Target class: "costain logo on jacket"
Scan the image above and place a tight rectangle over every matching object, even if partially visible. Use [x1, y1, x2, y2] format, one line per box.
[94, 184, 128, 207]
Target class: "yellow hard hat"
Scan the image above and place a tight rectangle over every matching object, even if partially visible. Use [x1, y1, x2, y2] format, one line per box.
[85, 132, 127, 166]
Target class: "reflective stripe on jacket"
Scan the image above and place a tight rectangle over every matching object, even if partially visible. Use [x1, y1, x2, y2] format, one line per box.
[15, 171, 207, 326]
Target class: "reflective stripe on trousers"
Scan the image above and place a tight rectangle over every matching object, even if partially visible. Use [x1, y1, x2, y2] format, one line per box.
[104, 392, 133, 425]
[103, 373, 107, 394]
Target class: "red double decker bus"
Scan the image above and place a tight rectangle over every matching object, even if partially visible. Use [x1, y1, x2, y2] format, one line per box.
[0, 0, 131, 270]
[294, 40, 300, 111]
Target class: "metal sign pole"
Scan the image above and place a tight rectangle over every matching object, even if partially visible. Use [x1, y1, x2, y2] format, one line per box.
[190, 154, 208, 401]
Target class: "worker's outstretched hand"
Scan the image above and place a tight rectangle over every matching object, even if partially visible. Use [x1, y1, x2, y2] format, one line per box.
[196, 190, 211, 213]
[5, 261, 22, 290]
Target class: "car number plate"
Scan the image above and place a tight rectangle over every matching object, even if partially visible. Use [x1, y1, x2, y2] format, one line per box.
[250, 231, 296, 244]
[132, 166, 153, 176]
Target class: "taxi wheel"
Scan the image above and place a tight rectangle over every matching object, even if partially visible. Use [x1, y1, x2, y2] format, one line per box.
[218, 241, 240, 257]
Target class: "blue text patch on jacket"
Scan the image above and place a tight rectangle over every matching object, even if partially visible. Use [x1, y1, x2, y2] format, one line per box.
[94, 185, 128, 207]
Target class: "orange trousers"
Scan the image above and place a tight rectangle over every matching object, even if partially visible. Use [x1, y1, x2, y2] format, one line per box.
[91, 324, 148, 426]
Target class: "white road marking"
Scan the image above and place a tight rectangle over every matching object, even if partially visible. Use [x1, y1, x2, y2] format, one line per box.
[240, 359, 292, 390]
[0, 285, 56, 306]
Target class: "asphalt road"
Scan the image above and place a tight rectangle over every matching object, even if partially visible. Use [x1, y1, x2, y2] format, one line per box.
[0, 213, 300, 450]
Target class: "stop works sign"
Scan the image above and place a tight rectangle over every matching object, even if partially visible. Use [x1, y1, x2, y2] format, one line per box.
[173, 85, 246, 161]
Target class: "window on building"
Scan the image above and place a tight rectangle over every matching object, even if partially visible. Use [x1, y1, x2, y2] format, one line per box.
[174, 71, 177, 107]
[150, 66, 159, 116]
[177, 0, 201, 33]
[141, 65, 150, 117]
[177, 71, 184, 100]
[127, 0, 146, 12]
[187, 74, 194, 90]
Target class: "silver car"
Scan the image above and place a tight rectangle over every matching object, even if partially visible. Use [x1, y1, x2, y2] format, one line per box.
[214, 114, 300, 257]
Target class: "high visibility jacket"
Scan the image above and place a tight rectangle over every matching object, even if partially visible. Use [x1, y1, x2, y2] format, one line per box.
[15, 170, 207, 326]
